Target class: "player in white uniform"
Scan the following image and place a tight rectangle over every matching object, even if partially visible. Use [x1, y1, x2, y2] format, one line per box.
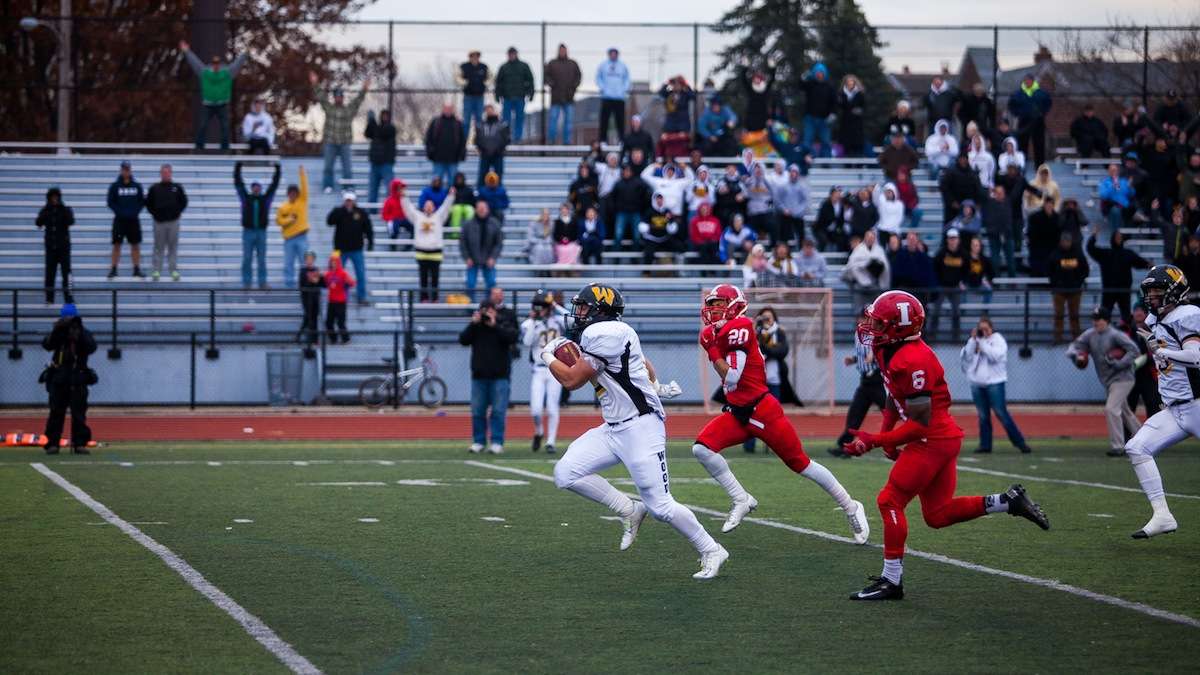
[521, 290, 566, 453]
[1125, 265, 1199, 539]
[540, 283, 727, 580]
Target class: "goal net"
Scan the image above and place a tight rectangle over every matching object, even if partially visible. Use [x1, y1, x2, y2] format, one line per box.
[700, 287, 835, 415]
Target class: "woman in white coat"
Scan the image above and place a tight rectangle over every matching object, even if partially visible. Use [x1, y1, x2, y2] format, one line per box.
[960, 317, 1033, 454]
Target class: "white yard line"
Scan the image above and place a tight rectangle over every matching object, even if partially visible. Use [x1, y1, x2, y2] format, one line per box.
[955, 465, 1200, 501]
[30, 463, 322, 674]
[465, 460, 1200, 630]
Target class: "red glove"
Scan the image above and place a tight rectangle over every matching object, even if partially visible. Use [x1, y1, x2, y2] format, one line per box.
[700, 325, 723, 362]
[842, 429, 877, 456]
[881, 444, 900, 461]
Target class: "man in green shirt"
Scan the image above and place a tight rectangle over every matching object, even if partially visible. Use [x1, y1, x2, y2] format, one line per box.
[179, 40, 246, 151]
[308, 71, 371, 193]
[494, 47, 534, 143]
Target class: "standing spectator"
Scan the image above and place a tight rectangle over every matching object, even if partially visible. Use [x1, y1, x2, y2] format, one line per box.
[620, 114, 655, 164]
[324, 253, 354, 343]
[1048, 232, 1089, 343]
[461, 201, 503, 298]
[309, 72, 369, 194]
[1067, 306, 1140, 456]
[1026, 198, 1061, 277]
[967, 135, 996, 189]
[800, 63, 837, 158]
[715, 163, 747, 223]
[924, 120, 959, 180]
[477, 171, 510, 222]
[961, 317, 1032, 454]
[380, 177, 412, 251]
[813, 186, 847, 252]
[964, 237, 994, 304]
[298, 251, 323, 346]
[596, 47, 631, 143]
[836, 75, 868, 157]
[879, 133, 918, 182]
[771, 164, 809, 245]
[41, 304, 96, 455]
[1125, 304, 1163, 418]
[595, 151, 623, 219]
[1086, 226, 1150, 322]
[829, 306, 886, 458]
[401, 184, 456, 302]
[1155, 201, 1187, 263]
[1141, 137, 1179, 211]
[495, 47, 534, 142]
[947, 200, 982, 253]
[179, 40, 246, 151]
[475, 104, 510, 185]
[981, 184, 1016, 276]
[234, 161, 280, 290]
[997, 136, 1026, 176]
[457, 50, 490, 135]
[326, 191, 373, 305]
[459, 290, 519, 454]
[106, 161, 145, 279]
[843, 228, 890, 308]
[894, 166, 922, 229]
[698, 97, 738, 156]
[610, 163, 649, 251]
[37, 187, 73, 304]
[525, 209, 556, 269]
[1180, 149, 1200, 207]
[1007, 73, 1052, 168]
[923, 75, 961, 134]
[146, 164, 189, 282]
[578, 205, 605, 265]
[742, 164, 777, 243]
[871, 182, 904, 248]
[739, 58, 777, 134]
[846, 186, 879, 241]
[1099, 162, 1136, 237]
[958, 83, 995, 135]
[939, 153, 983, 224]
[689, 202, 723, 269]
[1154, 89, 1192, 130]
[884, 99, 917, 147]
[1070, 104, 1109, 158]
[890, 232, 936, 302]
[364, 109, 397, 204]
[766, 123, 815, 176]
[656, 76, 695, 159]
[720, 214, 757, 265]
[794, 237, 828, 286]
[569, 163, 601, 217]
[241, 97, 275, 155]
[1025, 164, 1061, 213]
[425, 103, 467, 186]
[544, 44, 582, 144]
[928, 229, 966, 342]
[638, 191, 682, 265]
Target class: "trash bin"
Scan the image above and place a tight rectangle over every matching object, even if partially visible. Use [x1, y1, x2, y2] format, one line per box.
[266, 352, 304, 406]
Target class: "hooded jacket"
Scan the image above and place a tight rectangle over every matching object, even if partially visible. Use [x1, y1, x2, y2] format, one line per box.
[997, 136, 1026, 175]
[924, 120, 959, 169]
[1007, 80, 1052, 124]
[940, 161, 984, 211]
[1026, 164, 1061, 211]
[275, 168, 310, 240]
[771, 174, 809, 217]
[640, 164, 691, 216]
[719, 224, 756, 262]
[639, 193, 679, 243]
[106, 176, 145, 220]
[923, 81, 961, 129]
[365, 113, 397, 165]
[611, 173, 650, 213]
[380, 179, 406, 224]
[568, 169, 600, 215]
[326, 203, 374, 252]
[458, 310, 519, 380]
[595, 57, 631, 100]
[37, 188, 74, 249]
[401, 191, 454, 259]
[324, 256, 355, 304]
[658, 82, 695, 133]
[1086, 233, 1150, 290]
[967, 137, 996, 188]
[234, 163, 280, 230]
[800, 63, 836, 118]
[872, 183, 905, 234]
[146, 179, 189, 222]
[742, 171, 774, 217]
[845, 239, 890, 288]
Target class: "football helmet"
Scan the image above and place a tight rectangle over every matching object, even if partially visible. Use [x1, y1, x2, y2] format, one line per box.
[1141, 265, 1189, 318]
[568, 283, 624, 340]
[864, 290, 925, 345]
[531, 288, 555, 317]
[702, 284, 748, 327]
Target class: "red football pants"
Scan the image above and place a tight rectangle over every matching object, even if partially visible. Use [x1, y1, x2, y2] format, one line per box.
[877, 438, 986, 559]
[695, 394, 811, 473]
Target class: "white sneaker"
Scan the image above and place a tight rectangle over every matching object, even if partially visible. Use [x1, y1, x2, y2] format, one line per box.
[468, 443, 483, 454]
[1132, 511, 1178, 539]
[487, 443, 504, 455]
[620, 502, 648, 551]
[845, 499, 870, 545]
[693, 544, 730, 580]
[721, 495, 758, 533]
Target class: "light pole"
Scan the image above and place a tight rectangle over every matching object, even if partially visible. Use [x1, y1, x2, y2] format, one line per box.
[21, 2, 72, 150]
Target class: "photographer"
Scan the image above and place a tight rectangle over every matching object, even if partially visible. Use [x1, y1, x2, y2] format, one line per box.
[743, 307, 800, 452]
[961, 317, 1032, 455]
[459, 287, 519, 455]
[41, 304, 97, 455]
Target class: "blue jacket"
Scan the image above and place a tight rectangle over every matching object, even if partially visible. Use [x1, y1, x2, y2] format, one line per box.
[477, 185, 510, 213]
[767, 125, 813, 176]
[577, 216, 606, 249]
[1007, 85, 1052, 124]
[595, 59, 630, 100]
[418, 185, 448, 210]
[698, 106, 737, 138]
[719, 226, 756, 262]
[1099, 175, 1135, 208]
[106, 177, 144, 219]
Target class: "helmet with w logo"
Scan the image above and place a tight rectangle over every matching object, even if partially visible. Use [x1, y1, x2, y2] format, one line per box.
[1141, 265, 1189, 318]
[864, 290, 925, 345]
[568, 282, 624, 339]
[702, 284, 748, 327]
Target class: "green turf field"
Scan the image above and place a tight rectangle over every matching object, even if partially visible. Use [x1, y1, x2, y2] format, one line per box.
[2, 438, 1198, 673]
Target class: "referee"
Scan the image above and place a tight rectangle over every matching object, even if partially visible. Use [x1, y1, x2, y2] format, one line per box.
[829, 305, 886, 458]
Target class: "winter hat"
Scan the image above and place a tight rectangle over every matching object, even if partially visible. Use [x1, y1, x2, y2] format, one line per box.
[342, 190, 357, 202]
[945, 228, 961, 239]
[60, 303, 78, 318]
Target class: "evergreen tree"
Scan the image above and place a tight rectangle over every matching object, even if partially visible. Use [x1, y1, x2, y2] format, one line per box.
[811, 0, 895, 142]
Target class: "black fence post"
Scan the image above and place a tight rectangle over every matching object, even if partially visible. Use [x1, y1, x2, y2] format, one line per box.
[8, 290, 21, 360]
[190, 332, 197, 410]
[107, 289, 121, 359]
[392, 329, 401, 410]
[387, 21, 395, 116]
[693, 23, 700, 136]
[404, 289, 416, 361]
[319, 330, 327, 398]
[540, 21, 548, 143]
[1141, 26, 1150, 107]
[1019, 288, 1033, 358]
[991, 26, 1000, 126]
[205, 289, 219, 359]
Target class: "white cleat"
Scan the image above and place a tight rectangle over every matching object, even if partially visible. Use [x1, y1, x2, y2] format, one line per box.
[721, 495, 758, 533]
[1132, 511, 1178, 539]
[620, 502, 648, 551]
[693, 544, 730, 580]
[846, 499, 870, 545]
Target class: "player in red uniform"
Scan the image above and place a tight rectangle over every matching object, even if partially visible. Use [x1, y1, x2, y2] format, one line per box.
[842, 290, 1050, 600]
[693, 284, 870, 542]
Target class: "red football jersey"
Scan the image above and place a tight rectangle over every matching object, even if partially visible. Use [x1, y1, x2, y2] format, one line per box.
[875, 339, 963, 440]
[712, 316, 770, 406]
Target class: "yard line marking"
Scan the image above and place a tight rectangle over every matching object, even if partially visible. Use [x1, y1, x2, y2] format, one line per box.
[358, 518, 380, 523]
[1089, 513, 1116, 518]
[233, 519, 254, 524]
[298, 481, 388, 487]
[955, 465, 1200, 500]
[207, 461, 222, 467]
[481, 517, 507, 522]
[30, 463, 322, 674]
[466, 460, 1200, 630]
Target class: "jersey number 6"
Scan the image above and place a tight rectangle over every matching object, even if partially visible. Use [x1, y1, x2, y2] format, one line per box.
[911, 369, 926, 390]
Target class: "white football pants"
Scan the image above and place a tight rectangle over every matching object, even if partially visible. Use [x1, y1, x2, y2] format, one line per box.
[530, 367, 562, 446]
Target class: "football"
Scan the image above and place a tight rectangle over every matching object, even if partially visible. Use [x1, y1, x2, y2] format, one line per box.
[1073, 353, 1089, 369]
[1108, 346, 1127, 361]
[553, 340, 581, 366]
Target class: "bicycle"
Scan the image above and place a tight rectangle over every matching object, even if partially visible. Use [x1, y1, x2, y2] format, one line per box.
[358, 346, 448, 409]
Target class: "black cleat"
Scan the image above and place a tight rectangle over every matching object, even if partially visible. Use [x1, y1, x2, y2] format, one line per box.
[850, 576, 904, 601]
[1017, 444, 1033, 454]
[43, 444, 60, 455]
[72, 446, 90, 455]
[531, 434, 543, 453]
[827, 446, 848, 458]
[1005, 484, 1050, 530]
[973, 447, 992, 454]
[545, 444, 556, 455]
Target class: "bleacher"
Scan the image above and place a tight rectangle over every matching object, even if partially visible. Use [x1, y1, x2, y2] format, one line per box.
[0, 143, 1166, 350]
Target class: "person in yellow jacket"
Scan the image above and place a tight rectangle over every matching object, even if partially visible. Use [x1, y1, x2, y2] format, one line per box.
[276, 165, 310, 288]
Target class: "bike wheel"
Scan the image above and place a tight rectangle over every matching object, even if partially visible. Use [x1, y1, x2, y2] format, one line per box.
[359, 376, 392, 409]
[418, 377, 448, 408]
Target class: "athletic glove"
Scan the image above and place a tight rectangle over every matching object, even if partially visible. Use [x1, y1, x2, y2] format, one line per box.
[699, 325, 723, 362]
[654, 380, 683, 399]
[541, 337, 570, 367]
[842, 429, 876, 456]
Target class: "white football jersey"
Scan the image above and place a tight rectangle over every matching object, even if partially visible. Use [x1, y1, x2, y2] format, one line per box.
[578, 320, 664, 425]
[1147, 304, 1200, 405]
[521, 315, 566, 370]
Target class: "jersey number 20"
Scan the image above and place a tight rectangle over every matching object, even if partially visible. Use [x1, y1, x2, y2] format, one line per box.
[727, 327, 751, 345]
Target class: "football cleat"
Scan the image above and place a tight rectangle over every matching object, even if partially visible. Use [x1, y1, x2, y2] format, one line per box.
[721, 495, 758, 533]
[850, 576, 904, 601]
[1132, 512, 1178, 539]
[620, 502, 648, 551]
[1005, 484, 1050, 530]
[531, 434, 543, 453]
[693, 544, 730, 580]
[846, 500, 870, 544]
[544, 444, 556, 455]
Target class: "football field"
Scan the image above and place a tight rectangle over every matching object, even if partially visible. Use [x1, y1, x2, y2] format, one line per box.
[3, 438, 1198, 673]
